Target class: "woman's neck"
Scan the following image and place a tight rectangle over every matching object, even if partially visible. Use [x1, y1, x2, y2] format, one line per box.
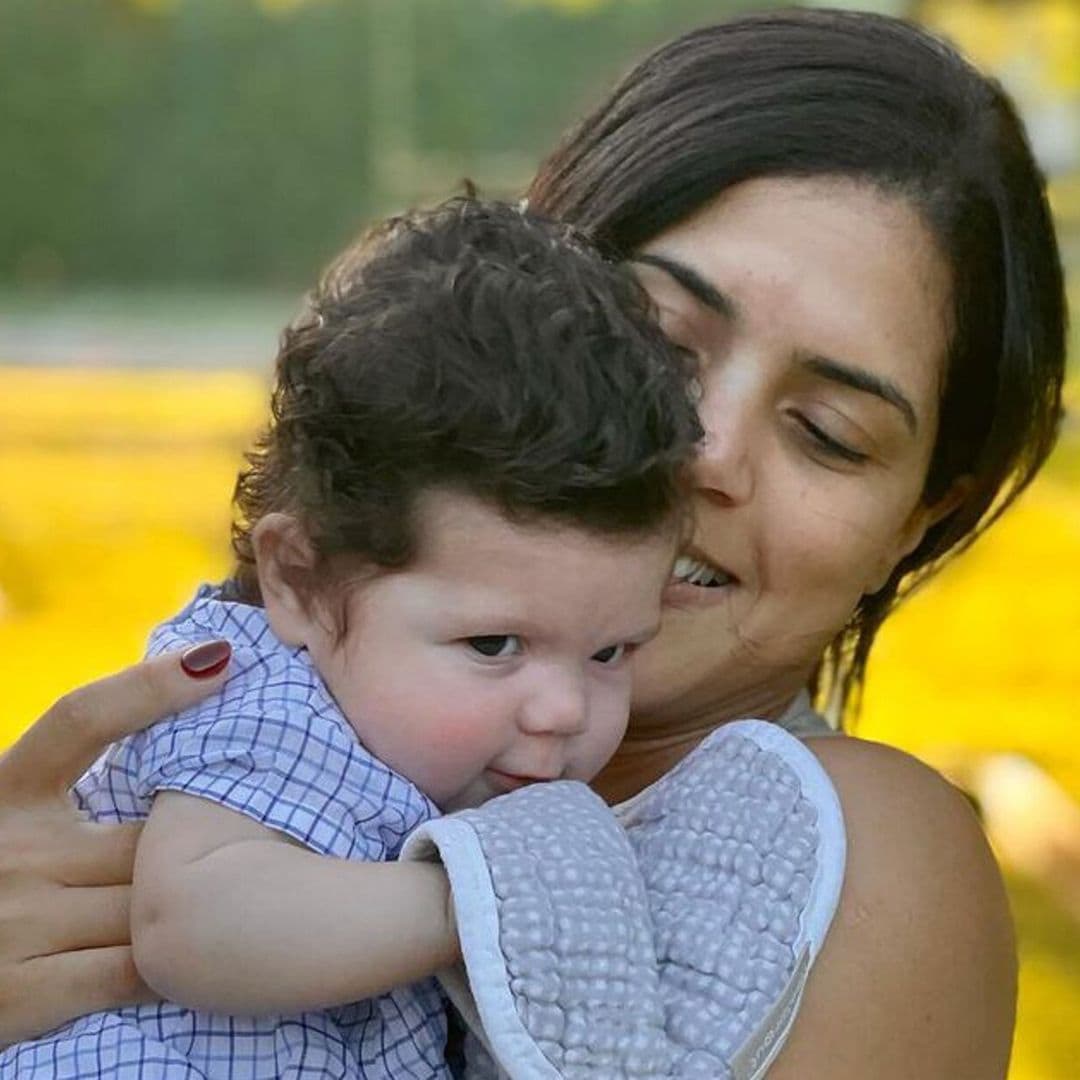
[592, 684, 805, 806]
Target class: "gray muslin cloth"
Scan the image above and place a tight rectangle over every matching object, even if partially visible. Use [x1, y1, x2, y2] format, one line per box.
[401, 719, 846, 1079]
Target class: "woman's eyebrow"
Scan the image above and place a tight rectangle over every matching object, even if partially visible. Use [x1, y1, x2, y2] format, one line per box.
[632, 253, 738, 320]
[803, 354, 918, 434]
[634, 253, 919, 434]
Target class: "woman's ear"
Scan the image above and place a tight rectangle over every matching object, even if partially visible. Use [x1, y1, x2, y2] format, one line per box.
[866, 476, 974, 595]
[252, 513, 320, 647]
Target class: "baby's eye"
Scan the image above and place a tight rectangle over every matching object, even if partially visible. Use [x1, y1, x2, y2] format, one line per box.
[467, 635, 522, 659]
[591, 643, 627, 666]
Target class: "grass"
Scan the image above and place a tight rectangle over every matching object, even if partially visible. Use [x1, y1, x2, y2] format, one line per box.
[0, 363, 1077, 1077]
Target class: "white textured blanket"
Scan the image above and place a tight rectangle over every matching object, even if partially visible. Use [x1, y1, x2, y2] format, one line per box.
[402, 720, 846, 1078]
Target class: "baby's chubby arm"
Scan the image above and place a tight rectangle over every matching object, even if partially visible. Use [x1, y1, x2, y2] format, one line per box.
[131, 790, 460, 1014]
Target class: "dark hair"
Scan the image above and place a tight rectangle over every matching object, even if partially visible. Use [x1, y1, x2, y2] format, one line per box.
[230, 197, 701, 605]
[528, 8, 1068, 721]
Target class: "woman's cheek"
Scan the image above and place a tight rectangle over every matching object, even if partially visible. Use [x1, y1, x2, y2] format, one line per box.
[757, 496, 883, 644]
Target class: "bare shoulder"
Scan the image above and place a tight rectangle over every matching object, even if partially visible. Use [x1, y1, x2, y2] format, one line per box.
[768, 736, 1016, 1079]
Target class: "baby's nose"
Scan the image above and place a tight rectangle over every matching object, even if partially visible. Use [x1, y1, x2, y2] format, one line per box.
[518, 673, 588, 738]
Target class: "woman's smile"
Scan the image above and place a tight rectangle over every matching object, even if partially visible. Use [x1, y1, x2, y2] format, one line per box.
[664, 549, 740, 608]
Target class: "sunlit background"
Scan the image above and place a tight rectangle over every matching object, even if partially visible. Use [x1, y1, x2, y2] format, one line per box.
[1, 0, 1077, 1075]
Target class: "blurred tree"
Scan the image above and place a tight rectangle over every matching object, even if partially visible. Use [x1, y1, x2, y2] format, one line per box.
[0, 0, 760, 287]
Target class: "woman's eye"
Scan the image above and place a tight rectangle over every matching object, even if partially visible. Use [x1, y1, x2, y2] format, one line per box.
[591, 642, 627, 665]
[467, 635, 522, 659]
[791, 413, 869, 465]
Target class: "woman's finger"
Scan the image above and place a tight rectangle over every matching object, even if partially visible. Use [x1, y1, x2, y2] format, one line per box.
[0, 642, 231, 800]
[0, 800, 141, 888]
[8, 883, 133, 959]
[48, 821, 143, 888]
[0, 881, 132, 961]
[0, 946, 155, 1050]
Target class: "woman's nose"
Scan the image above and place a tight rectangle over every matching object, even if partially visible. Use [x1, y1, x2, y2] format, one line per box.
[691, 376, 755, 505]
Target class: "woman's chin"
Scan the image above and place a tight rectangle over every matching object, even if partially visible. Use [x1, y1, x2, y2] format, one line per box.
[629, 596, 820, 728]
[629, 613, 735, 723]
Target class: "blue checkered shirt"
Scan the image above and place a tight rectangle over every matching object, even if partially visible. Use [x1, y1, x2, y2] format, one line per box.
[1, 586, 449, 1079]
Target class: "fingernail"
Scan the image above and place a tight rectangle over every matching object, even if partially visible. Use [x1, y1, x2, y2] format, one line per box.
[180, 640, 231, 679]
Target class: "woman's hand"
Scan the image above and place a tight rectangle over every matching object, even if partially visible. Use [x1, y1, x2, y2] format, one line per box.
[0, 643, 230, 1047]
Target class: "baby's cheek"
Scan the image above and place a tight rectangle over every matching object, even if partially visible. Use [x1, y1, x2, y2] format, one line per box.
[402, 712, 503, 805]
[420, 713, 500, 765]
[578, 687, 632, 779]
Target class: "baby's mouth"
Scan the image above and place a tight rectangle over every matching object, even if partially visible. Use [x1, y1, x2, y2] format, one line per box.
[486, 768, 557, 791]
[670, 555, 737, 588]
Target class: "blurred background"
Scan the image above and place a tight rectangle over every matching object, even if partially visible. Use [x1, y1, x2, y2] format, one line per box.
[0, 0, 1076, 1074]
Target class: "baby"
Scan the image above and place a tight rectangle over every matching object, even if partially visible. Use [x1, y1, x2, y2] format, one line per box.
[1, 199, 699, 1078]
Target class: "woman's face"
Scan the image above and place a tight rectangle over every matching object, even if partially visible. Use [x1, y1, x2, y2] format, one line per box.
[629, 176, 956, 732]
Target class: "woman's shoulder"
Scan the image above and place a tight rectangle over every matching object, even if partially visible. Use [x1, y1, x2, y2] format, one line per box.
[770, 735, 1016, 1078]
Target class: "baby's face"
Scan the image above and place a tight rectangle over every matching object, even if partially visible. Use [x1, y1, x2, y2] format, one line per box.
[305, 490, 676, 811]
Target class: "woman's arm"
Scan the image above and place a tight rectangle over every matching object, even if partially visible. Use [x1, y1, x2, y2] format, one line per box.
[769, 736, 1016, 1080]
[0, 646, 231, 1046]
[132, 791, 459, 1014]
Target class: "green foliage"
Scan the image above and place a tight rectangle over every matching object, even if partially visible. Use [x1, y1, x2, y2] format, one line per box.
[0, 0, 760, 286]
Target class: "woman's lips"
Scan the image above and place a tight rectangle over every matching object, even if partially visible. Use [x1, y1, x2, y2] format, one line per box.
[665, 552, 739, 608]
[670, 554, 735, 587]
[662, 577, 736, 608]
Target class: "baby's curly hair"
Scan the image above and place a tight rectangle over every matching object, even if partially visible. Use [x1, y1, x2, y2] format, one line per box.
[230, 197, 701, 604]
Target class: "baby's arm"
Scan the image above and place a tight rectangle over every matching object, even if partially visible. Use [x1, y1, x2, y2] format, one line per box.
[131, 790, 459, 1014]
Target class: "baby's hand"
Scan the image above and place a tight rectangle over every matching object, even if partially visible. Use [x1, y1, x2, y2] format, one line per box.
[403, 781, 673, 1076]
[402, 722, 847, 1079]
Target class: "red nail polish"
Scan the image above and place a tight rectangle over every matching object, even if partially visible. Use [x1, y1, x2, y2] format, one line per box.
[180, 640, 231, 679]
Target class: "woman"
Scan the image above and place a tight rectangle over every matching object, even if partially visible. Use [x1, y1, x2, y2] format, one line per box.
[0, 9, 1066, 1076]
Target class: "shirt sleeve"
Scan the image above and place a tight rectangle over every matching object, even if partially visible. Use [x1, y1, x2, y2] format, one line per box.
[96, 625, 438, 861]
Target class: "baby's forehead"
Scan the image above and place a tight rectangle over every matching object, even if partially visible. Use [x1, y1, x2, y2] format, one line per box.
[385, 492, 670, 633]
[412, 489, 675, 568]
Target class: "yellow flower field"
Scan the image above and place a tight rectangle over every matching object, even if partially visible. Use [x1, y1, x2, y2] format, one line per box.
[0, 364, 1077, 1077]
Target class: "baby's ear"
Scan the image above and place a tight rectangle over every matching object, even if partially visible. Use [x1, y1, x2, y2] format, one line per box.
[252, 513, 319, 647]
